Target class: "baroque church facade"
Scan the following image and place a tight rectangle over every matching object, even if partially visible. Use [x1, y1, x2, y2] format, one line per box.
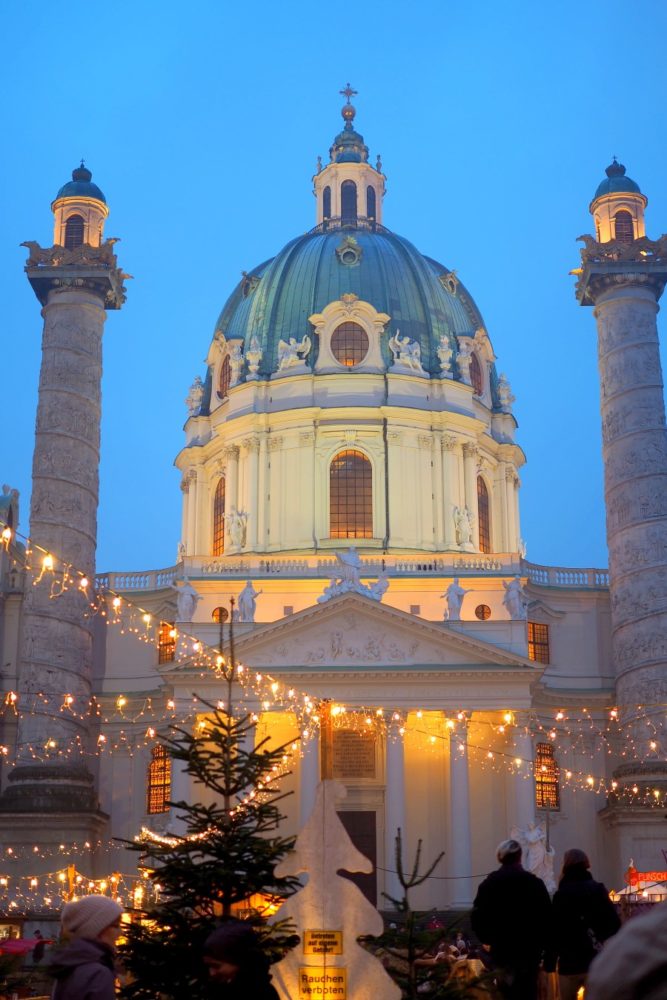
[1, 93, 666, 915]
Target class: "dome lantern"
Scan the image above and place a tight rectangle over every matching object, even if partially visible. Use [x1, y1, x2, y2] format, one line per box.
[313, 86, 386, 228]
[590, 158, 647, 244]
[51, 161, 109, 249]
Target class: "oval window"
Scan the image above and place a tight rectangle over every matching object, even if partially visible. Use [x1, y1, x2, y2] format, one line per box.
[331, 322, 369, 367]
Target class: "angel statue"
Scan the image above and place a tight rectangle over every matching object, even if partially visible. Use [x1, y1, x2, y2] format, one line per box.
[388, 329, 423, 372]
[277, 333, 311, 370]
[511, 821, 556, 893]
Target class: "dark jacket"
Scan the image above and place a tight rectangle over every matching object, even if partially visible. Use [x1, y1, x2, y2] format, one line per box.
[586, 901, 667, 1000]
[49, 937, 116, 1000]
[208, 953, 280, 1000]
[544, 866, 620, 975]
[471, 862, 552, 966]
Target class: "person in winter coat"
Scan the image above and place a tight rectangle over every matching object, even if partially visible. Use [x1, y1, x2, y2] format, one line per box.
[203, 920, 280, 1000]
[50, 894, 123, 1000]
[543, 848, 620, 1000]
[471, 838, 552, 1000]
[586, 900, 667, 1000]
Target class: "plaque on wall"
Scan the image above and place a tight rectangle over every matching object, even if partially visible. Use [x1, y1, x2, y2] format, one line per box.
[332, 730, 377, 780]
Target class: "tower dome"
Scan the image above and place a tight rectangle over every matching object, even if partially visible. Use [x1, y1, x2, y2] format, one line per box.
[590, 158, 647, 244]
[592, 158, 641, 201]
[53, 162, 107, 205]
[51, 162, 109, 248]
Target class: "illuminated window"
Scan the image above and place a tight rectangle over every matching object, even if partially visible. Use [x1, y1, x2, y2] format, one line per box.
[158, 621, 176, 664]
[535, 742, 560, 811]
[477, 477, 491, 553]
[614, 210, 634, 244]
[218, 355, 231, 399]
[475, 604, 491, 620]
[366, 186, 376, 220]
[330, 449, 372, 538]
[331, 322, 369, 367]
[147, 745, 171, 814]
[470, 353, 484, 396]
[323, 186, 331, 219]
[528, 622, 550, 664]
[212, 478, 226, 556]
[341, 180, 357, 224]
[64, 214, 84, 249]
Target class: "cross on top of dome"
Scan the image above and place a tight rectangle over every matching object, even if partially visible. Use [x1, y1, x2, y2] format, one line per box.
[340, 83, 358, 125]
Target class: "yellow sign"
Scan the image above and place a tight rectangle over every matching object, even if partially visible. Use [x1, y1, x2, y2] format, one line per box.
[303, 930, 343, 955]
[298, 966, 347, 998]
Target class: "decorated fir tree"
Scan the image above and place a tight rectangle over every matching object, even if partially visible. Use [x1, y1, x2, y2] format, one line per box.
[119, 642, 299, 1000]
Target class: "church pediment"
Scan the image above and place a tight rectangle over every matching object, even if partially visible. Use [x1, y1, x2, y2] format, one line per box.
[232, 593, 537, 672]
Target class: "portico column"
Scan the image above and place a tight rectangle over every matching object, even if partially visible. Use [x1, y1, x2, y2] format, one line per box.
[299, 730, 320, 828]
[512, 727, 535, 829]
[384, 726, 406, 902]
[449, 724, 473, 907]
[244, 437, 260, 551]
[169, 757, 190, 835]
[442, 435, 459, 548]
[462, 442, 480, 550]
[224, 445, 239, 551]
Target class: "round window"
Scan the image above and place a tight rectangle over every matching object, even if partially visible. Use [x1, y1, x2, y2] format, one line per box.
[331, 322, 369, 367]
[475, 604, 491, 621]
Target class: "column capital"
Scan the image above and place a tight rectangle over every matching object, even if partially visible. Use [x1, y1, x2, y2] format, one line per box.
[241, 436, 260, 453]
[462, 441, 479, 460]
[223, 444, 240, 461]
[23, 242, 127, 310]
[574, 234, 667, 306]
[441, 434, 459, 452]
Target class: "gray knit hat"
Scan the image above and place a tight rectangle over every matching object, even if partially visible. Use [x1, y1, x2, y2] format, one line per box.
[61, 894, 123, 940]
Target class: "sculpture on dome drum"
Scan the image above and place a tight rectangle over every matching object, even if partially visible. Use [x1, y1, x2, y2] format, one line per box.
[277, 333, 311, 371]
[388, 329, 424, 372]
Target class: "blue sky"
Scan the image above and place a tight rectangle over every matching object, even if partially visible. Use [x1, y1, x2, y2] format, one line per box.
[2, 1, 666, 573]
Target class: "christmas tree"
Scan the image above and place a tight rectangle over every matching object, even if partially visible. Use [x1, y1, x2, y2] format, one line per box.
[120, 614, 299, 999]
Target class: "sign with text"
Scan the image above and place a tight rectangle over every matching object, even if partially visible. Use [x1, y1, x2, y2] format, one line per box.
[303, 930, 343, 955]
[299, 967, 347, 999]
[628, 870, 667, 886]
[332, 729, 376, 780]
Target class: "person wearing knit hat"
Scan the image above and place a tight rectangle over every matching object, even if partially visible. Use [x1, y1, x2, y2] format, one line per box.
[203, 920, 280, 999]
[50, 894, 123, 1000]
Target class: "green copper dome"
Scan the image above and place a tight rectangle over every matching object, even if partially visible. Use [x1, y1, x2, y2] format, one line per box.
[593, 159, 641, 200]
[213, 225, 486, 378]
[54, 163, 107, 204]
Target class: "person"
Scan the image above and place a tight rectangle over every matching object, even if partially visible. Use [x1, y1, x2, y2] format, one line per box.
[32, 929, 46, 963]
[585, 899, 667, 1000]
[203, 920, 280, 999]
[471, 838, 551, 1000]
[543, 848, 620, 1000]
[50, 894, 123, 1000]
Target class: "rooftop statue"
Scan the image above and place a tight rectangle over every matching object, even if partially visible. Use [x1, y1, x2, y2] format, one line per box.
[317, 549, 389, 603]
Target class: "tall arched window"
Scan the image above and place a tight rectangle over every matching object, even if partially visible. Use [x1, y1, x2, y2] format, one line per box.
[614, 210, 634, 244]
[64, 214, 84, 249]
[470, 353, 484, 396]
[330, 449, 372, 538]
[535, 743, 560, 811]
[477, 476, 491, 553]
[218, 355, 231, 399]
[323, 186, 331, 219]
[147, 745, 171, 814]
[341, 181, 357, 224]
[212, 478, 226, 555]
[366, 186, 376, 220]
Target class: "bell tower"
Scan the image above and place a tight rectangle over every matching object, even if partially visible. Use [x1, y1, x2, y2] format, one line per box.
[0, 165, 126, 852]
[575, 161, 667, 860]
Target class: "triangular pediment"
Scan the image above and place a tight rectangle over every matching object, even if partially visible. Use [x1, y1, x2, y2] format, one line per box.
[232, 593, 537, 673]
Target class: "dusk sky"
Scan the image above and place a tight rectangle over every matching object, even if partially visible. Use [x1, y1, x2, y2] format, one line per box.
[3, 1, 666, 574]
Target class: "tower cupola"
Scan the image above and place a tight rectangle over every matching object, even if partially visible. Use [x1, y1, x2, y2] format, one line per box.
[313, 86, 386, 228]
[51, 162, 109, 248]
[590, 158, 647, 244]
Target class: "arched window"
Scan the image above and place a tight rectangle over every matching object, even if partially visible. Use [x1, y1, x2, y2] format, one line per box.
[212, 478, 226, 555]
[331, 322, 369, 367]
[330, 449, 372, 538]
[535, 742, 560, 811]
[477, 476, 491, 553]
[147, 745, 171, 814]
[366, 186, 376, 220]
[64, 214, 84, 249]
[470, 353, 484, 396]
[341, 181, 357, 224]
[218, 355, 231, 399]
[323, 186, 331, 219]
[158, 621, 176, 664]
[614, 210, 634, 244]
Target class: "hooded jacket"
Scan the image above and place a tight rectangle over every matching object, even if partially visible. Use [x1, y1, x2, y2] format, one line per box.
[49, 937, 116, 1000]
[544, 865, 620, 975]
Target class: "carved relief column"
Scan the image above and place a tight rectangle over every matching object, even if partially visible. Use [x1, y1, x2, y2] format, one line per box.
[449, 723, 473, 907]
[223, 446, 239, 552]
[462, 441, 480, 550]
[441, 435, 459, 548]
[243, 437, 260, 551]
[577, 237, 667, 795]
[0, 239, 126, 820]
[384, 726, 406, 902]
[432, 433, 445, 549]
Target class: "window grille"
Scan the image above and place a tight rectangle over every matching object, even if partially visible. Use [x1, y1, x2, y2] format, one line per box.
[158, 621, 176, 663]
[331, 322, 369, 366]
[477, 477, 491, 553]
[218, 355, 231, 399]
[64, 214, 84, 249]
[330, 449, 372, 538]
[147, 745, 171, 814]
[535, 742, 560, 810]
[470, 353, 484, 396]
[212, 478, 226, 556]
[614, 210, 634, 244]
[528, 622, 550, 664]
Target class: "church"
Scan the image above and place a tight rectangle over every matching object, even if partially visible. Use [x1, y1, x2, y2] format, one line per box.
[0, 89, 666, 920]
